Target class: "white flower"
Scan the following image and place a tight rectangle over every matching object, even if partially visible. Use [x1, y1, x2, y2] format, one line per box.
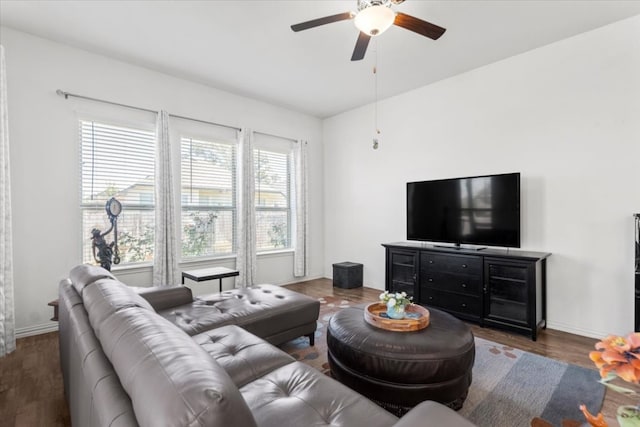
[379, 292, 386, 301]
[387, 298, 397, 308]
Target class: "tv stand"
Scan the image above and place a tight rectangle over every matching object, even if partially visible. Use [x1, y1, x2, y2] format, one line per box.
[383, 242, 551, 340]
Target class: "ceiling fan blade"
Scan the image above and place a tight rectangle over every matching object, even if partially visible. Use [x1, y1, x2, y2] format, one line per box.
[291, 12, 354, 32]
[351, 32, 371, 61]
[394, 12, 446, 40]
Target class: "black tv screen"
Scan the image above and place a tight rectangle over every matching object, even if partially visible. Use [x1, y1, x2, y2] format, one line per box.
[407, 173, 521, 248]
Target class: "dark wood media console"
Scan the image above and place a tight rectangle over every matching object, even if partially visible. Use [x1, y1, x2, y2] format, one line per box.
[383, 242, 551, 340]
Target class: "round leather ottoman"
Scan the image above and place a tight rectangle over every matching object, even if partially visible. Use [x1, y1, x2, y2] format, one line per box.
[327, 305, 475, 416]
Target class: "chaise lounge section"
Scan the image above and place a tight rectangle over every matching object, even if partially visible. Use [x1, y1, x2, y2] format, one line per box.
[58, 264, 476, 427]
[137, 282, 320, 346]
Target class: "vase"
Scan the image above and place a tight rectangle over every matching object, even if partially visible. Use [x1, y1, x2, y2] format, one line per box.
[617, 405, 640, 427]
[386, 305, 405, 319]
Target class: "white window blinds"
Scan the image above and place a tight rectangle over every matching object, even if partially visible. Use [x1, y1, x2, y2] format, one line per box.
[181, 136, 236, 258]
[254, 147, 292, 251]
[80, 120, 155, 264]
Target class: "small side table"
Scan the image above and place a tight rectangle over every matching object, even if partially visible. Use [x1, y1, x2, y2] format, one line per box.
[48, 299, 59, 321]
[181, 267, 239, 292]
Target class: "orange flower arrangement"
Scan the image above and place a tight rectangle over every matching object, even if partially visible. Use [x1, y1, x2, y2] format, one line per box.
[590, 334, 640, 383]
[581, 333, 640, 427]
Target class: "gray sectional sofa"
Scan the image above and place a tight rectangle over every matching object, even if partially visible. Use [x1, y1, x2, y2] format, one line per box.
[58, 264, 476, 427]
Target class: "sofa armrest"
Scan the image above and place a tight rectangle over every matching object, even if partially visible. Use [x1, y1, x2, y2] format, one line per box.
[393, 401, 476, 427]
[137, 285, 194, 311]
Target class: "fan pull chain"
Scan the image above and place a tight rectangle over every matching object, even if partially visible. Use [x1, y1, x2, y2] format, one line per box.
[373, 42, 380, 150]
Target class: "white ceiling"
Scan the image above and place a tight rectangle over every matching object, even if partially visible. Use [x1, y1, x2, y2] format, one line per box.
[1, 1, 640, 118]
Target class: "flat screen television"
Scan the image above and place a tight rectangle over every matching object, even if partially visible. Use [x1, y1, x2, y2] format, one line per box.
[407, 172, 521, 248]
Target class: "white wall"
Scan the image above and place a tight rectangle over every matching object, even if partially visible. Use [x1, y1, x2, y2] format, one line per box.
[323, 16, 640, 338]
[0, 27, 324, 336]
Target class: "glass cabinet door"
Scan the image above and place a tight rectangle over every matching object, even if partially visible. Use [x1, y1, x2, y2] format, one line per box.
[484, 261, 533, 326]
[389, 250, 418, 298]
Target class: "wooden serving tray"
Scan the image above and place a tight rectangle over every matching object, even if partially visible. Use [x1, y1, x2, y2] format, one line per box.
[364, 302, 430, 332]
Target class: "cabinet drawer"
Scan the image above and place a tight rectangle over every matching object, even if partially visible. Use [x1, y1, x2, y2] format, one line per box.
[421, 289, 480, 315]
[422, 273, 481, 296]
[421, 253, 482, 276]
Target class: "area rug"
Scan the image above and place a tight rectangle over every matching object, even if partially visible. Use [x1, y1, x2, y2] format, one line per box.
[280, 296, 605, 427]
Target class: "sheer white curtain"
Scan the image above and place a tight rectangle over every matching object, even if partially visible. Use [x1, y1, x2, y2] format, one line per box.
[153, 110, 179, 285]
[293, 140, 308, 277]
[0, 45, 16, 357]
[236, 128, 256, 287]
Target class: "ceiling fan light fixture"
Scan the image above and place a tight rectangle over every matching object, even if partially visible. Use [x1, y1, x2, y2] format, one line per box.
[354, 5, 396, 36]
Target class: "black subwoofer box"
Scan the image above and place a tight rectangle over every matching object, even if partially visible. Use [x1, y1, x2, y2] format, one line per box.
[333, 262, 363, 289]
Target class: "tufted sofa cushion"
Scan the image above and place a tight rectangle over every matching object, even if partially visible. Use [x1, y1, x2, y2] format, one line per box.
[193, 325, 295, 387]
[240, 361, 399, 427]
[157, 284, 319, 342]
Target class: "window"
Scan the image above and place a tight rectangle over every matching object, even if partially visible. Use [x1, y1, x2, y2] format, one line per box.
[181, 136, 236, 259]
[254, 147, 292, 251]
[80, 120, 155, 265]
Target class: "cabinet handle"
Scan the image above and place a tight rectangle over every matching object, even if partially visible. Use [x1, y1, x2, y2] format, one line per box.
[429, 296, 433, 301]
[461, 283, 467, 288]
[461, 303, 467, 308]
[429, 260, 433, 264]
[428, 278, 433, 282]
[462, 264, 467, 268]
[413, 274, 417, 283]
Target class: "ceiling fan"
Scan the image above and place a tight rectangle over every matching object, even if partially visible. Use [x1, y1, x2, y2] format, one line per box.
[291, 0, 446, 61]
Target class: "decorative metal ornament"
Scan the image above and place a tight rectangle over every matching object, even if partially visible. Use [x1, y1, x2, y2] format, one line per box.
[91, 197, 122, 271]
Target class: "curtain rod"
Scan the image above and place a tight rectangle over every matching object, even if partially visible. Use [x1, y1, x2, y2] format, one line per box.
[56, 89, 157, 114]
[169, 113, 240, 131]
[56, 89, 240, 131]
[254, 130, 299, 144]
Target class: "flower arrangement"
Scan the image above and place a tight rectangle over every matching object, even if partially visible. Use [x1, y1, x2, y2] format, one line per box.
[581, 332, 640, 427]
[379, 291, 412, 310]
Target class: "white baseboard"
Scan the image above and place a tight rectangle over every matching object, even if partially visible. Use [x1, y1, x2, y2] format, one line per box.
[277, 275, 326, 286]
[16, 322, 58, 338]
[545, 321, 604, 339]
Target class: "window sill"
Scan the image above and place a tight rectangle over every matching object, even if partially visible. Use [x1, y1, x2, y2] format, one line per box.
[179, 254, 236, 268]
[257, 248, 295, 258]
[111, 262, 153, 274]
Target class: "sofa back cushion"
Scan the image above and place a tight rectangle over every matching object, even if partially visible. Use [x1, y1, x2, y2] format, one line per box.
[69, 264, 116, 295]
[59, 279, 138, 427]
[83, 278, 155, 337]
[96, 306, 257, 427]
[137, 285, 194, 311]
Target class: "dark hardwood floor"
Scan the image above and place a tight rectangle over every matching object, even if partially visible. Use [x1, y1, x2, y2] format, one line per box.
[0, 278, 631, 426]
